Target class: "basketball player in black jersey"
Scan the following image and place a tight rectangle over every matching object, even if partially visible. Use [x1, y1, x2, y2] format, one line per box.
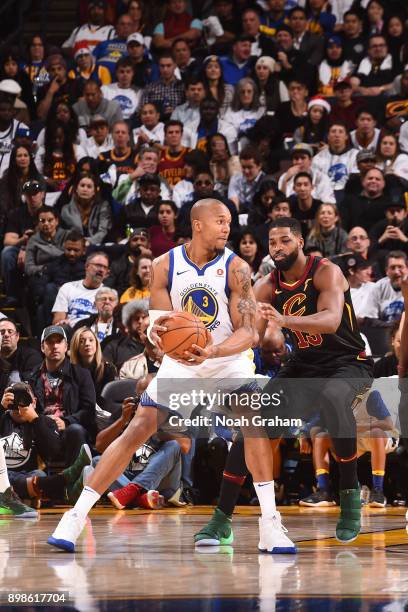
[195, 217, 373, 546]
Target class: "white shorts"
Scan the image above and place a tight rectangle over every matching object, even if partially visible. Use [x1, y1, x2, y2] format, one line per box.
[141, 352, 256, 416]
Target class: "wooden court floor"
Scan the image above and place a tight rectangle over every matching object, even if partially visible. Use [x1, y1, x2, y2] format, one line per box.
[0, 505, 408, 611]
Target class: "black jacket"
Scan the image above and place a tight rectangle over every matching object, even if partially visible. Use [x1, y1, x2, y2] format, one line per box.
[102, 335, 144, 370]
[104, 252, 134, 297]
[43, 254, 86, 288]
[3, 344, 42, 381]
[27, 358, 96, 432]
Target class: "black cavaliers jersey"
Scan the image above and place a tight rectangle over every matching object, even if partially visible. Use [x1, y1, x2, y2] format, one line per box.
[271, 255, 368, 368]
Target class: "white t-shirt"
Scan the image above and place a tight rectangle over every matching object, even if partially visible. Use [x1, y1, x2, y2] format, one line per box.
[62, 23, 115, 53]
[101, 84, 142, 120]
[350, 282, 376, 319]
[52, 281, 105, 327]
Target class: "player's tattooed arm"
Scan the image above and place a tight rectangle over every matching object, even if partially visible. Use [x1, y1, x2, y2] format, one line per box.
[233, 264, 257, 332]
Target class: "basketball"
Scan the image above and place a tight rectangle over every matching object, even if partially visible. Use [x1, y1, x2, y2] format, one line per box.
[158, 311, 207, 359]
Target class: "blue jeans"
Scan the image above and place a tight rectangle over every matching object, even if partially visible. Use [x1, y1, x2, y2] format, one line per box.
[1, 246, 22, 301]
[94, 439, 182, 498]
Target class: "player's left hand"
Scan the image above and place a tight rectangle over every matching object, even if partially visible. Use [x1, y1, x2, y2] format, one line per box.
[177, 331, 215, 366]
[258, 302, 286, 327]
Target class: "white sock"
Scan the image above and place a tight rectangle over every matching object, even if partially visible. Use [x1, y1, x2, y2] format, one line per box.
[73, 486, 100, 518]
[0, 443, 10, 493]
[254, 481, 276, 518]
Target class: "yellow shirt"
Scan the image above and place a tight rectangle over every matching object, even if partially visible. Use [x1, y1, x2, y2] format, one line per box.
[120, 286, 150, 304]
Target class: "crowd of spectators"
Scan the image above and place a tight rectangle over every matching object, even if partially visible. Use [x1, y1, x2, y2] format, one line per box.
[1, 0, 408, 511]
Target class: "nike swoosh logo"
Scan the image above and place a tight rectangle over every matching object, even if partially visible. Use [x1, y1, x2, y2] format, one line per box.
[257, 483, 270, 487]
[275, 290, 282, 294]
[176, 270, 189, 275]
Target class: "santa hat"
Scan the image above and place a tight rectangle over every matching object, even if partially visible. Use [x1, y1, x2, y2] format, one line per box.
[308, 96, 331, 114]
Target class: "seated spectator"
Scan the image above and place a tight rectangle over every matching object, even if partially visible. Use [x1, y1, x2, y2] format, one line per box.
[288, 6, 324, 66]
[114, 147, 171, 206]
[52, 251, 110, 327]
[0, 142, 42, 217]
[369, 202, 408, 260]
[67, 46, 112, 90]
[351, 35, 396, 97]
[93, 13, 133, 78]
[342, 10, 367, 67]
[228, 145, 265, 212]
[366, 0, 386, 37]
[0, 51, 36, 120]
[288, 172, 322, 239]
[133, 102, 165, 150]
[200, 55, 234, 118]
[312, 122, 358, 202]
[350, 107, 380, 152]
[120, 254, 152, 303]
[69, 327, 116, 408]
[182, 97, 237, 154]
[252, 56, 289, 115]
[211, 0, 239, 53]
[317, 36, 353, 97]
[36, 101, 88, 150]
[223, 78, 265, 150]
[234, 227, 264, 282]
[1, 179, 45, 306]
[220, 35, 254, 87]
[21, 35, 50, 95]
[253, 323, 290, 378]
[206, 133, 240, 199]
[373, 322, 400, 377]
[178, 170, 239, 233]
[306, 0, 336, 36]
[278, 143, 335, 204]
[72, 287, 120, 344]
[26, 325, 96, 464]
[36, 54, 81, 121]
[363, 251, 408, 323]
[38, 230, 86, 329]
[376, 131, 408, 182]
[305, 203, 348, 258]
[293, 97, 330, 153]
[328, 79, 363, 132]
[0, 319, 42, 382]
[99, 120, 139, 188]
[345, 254, 375, 325]
[386, 67, 408, 128]
[127, 32, 152, 88]
[140, 52, 185, 121]
[272, 79, 309, 153]
[73, 80, 123, 129]
[25, 206, 68, 307]
[247, 177, 281, 227]
[126, 0, 151, 38]
[260, 0, 287, 31]
[149, 200, 177, 257]
[171, 76, 206, 125]
[341, 168, 390, 231]
[118, 173, 160, 235]
[35, 120, 85, 193]
[171, 38, 198, 82]
[62, 0, 115, 55]
[273, 27, 316, 92]
[172, 149, 208, 208]
[344, 149, 378, 197]
[101, 57, 141, 120]
[102, 298, 147, 369]
[0, 96, 30, 178]
[158, 120, 191, 186]
[105, 228, 152, 296]
[257, 196, 292, 266]
[83, 114, 113, 157]
[60, 172, 112, 246]
[152, 0, 202, 51]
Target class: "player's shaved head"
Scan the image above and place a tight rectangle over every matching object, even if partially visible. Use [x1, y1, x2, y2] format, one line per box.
[191, 198, 230, 221]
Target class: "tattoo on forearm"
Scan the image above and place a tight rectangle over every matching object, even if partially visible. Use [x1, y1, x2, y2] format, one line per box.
[149, 264, 155, 289]
[234, 266, 256, 330]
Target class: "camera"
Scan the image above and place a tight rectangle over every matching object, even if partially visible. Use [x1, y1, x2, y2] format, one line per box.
[9, 383, 32, 410]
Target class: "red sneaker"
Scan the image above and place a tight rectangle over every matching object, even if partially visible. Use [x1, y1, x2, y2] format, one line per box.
[108, 483, 142, 509]
[134, 490, 164, 509]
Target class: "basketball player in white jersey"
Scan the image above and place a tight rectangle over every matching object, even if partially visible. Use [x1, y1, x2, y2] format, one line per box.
[47, 199, 296, 554]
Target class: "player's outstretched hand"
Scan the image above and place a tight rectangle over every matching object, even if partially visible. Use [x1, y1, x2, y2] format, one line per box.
[258, 302, 285, 327]
[177, 331, 214, 366]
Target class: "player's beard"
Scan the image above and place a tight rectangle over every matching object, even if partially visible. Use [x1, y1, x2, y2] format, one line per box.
[272, 247, 299, 271]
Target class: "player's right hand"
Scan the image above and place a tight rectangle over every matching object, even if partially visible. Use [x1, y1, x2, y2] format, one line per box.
[150, 314, 175, 349]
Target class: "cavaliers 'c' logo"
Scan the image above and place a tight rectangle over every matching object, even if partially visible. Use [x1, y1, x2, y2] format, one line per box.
[282, 293, 307, 317]
[181, 288, 218, 327]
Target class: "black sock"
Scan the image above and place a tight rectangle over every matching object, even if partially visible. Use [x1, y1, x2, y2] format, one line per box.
[332, 438, 358, 490]
[218, 439, 248, 517]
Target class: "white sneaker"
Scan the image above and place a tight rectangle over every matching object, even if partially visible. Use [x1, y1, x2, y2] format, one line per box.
[47, 509, 86, 553]
[258, 512, 297, 554]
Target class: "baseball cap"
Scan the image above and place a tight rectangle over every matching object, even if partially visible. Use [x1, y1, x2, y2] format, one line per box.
[333, 78, 352, 90]
[22, 179, 46, 195]
[344, 253, 371, 274]
[0, 79, 22, 96]
[89, 114, 108, 126]
[139, 173, 161, 187]
[130, 227, 149, 238]
[41, 325, 67, 343]
[291, 143, 314, 158]
[385, 201, 406, 210]
[356, 149, 377, 163]
[127, 32, 144, 46]
[327, 35, 342, 47]
[75, 46, 91, 59]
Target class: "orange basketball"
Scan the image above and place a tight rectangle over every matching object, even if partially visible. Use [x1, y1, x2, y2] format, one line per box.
[158, 311, 208, 359]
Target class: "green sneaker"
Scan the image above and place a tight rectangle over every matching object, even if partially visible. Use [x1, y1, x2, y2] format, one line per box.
[194, 508, 233, 546]
[66, 465, 94, 506]
[0, 487, 38, 519]
[63, 444, 92, 486]
[336, 488, 361, 543]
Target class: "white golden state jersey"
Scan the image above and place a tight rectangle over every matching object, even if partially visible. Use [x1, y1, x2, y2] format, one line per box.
[168, 244, 236, 345]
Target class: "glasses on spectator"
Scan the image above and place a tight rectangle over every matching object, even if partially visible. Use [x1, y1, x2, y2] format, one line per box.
[0, 329, 17, 336]
[349, 235, 368, 241]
